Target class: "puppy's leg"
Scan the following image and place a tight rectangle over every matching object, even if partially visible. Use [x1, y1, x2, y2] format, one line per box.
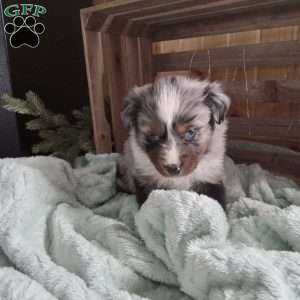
[192, 182, 226, 212]
[134, 179, 154, 207]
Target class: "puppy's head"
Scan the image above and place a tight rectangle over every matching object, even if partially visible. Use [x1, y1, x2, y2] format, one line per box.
[122, 76, 230, 177]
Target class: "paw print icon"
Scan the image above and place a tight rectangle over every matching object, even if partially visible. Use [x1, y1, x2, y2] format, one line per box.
[4, 16, 45, 48]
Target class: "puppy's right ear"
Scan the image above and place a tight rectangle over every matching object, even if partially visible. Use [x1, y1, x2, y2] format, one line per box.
[121, 84, 152, 129]
[203, 82, 231, 125]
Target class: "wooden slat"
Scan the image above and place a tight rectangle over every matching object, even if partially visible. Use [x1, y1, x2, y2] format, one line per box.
[134, 0, 287, 25]
[138, 37, 154, 84]
[153, 40, 300, 72]
[87, 0, 276, 17]
[108, 0, 213, 33]
[84, 0, 211, 31]
[86, 0, 191, 14]
[229, 136, 300, 152]
[230, 101, 300, 120]
[124, 0, 285, 35]
[83, 0, 293, 33]
[89, 0, 214, 32]
[226, 80, 300, 104]
[151, 3, 300, 41]
[102, 33, 127, 152]
[153, 30, 259, 54]
[101, 34, 155, 152]
[225, 80, 300, 119]
[228, 146, 300, 184]
[229, 117, 300, 139]
[228, 80, 300, 119]
[80, 17, 112, 153]
[85, 0, 153, 13]
[121, 36, 141, 89]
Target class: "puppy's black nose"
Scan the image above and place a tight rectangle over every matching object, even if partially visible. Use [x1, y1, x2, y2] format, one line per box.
[165, 164, 181, 176]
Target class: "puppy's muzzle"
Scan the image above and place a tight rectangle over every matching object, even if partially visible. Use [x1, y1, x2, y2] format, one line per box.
[164, 163, 181, 176]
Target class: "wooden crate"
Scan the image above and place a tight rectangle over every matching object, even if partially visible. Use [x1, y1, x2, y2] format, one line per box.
[80, 0, 300, 183]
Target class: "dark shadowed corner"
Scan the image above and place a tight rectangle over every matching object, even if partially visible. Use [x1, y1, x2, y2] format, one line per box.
[0, 0, 21, 157]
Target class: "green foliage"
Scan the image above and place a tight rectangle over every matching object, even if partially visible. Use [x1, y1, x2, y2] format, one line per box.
[1, 91, 95, 163]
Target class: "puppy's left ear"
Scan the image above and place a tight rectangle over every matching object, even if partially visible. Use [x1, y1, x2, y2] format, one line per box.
[203, 82, 231, 124]
[121, 84, 153, 129]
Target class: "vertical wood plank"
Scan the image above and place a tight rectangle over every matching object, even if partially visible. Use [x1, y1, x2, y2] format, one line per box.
[138, 37, 155, 84]
[100, 34, 154, 153]
[81, 15, 112, 153]
[121, 36, 141, 89]
[102, 33, 127, 152]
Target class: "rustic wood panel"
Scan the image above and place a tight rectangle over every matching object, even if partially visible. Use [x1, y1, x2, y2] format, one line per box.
[138, 37, 155, 84]
[229, 118, 300, 139]
[151, 3, 300, 41]
[139, 0, 287, 26]
[153, 31, 260, 54]
[201, 80, 300, 106]
[101, 34, 154, 152]
[86, 0, 215, 31]
[228, 146, 300, 184]
[121, 36, 141, 89]
[154, 40, 300, 72]
[256, 26, 300, 81]
[86, 0, 295, 34]
[154, 26, 300, 81]
[91, 1, 214, 34]
[225, 80, 300, 117]
[102, 33, 127, 152]
[83, 0, 300, 174]
[230, 136, 300, 151]
[80, 16, 112, 153]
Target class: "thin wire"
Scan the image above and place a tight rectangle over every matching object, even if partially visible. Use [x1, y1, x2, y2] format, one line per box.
[189, 51, 197, 72]
[242, 47, 251, 136]
[232, 67, 238, 81]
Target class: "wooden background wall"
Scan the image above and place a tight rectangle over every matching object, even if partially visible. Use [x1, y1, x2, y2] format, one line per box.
[153, 25, 300, 153]
[87, 1, 300, 181]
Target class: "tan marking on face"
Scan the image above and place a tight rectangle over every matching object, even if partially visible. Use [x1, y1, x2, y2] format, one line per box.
[179, 139, 210, 176]
[175, 122, 194, 137]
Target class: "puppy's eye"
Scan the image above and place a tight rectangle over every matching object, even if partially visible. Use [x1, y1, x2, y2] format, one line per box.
[146, 135, 160, 144]
[184, 128, 196, 142]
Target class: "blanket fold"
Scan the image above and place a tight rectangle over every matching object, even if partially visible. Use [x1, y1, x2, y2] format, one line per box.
[0, 154, 299, 300]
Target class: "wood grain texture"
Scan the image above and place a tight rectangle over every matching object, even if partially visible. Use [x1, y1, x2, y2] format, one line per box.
[135, 0, 287, 25]
[154, 40, 300, 72]
[229, 118, 300, 139]
[121, 36, 141, 89]
[151, 2, 300, 41]
[101, 34, 154, 152]
[228, 146, 300, 184]
[80, 16, 112, 153]
[85, 0, 208, 31]
[138, 37, 154, 84]
[85, 0, 294, 34]
[89, 0, 283, 16]
[83, 0, 300, 181]
[102, 33, 127, 152]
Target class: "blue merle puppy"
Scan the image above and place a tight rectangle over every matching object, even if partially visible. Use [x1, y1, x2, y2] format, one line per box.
[118, 75, 231, 211]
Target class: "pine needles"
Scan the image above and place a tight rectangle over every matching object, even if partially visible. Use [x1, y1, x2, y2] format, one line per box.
[1, 91, 95, 162]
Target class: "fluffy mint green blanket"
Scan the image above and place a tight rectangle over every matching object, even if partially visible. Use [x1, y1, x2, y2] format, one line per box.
[0, 154, 299, 300]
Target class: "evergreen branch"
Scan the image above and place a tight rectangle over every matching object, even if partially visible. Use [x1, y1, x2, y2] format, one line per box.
[1, 94, 39, 116]
[26, 118, 52, 130]
[25, 91, 49, 118]
[52, 114, 70, 127]
[32, 141, 54, 154]
[1, 91, 95, 162]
